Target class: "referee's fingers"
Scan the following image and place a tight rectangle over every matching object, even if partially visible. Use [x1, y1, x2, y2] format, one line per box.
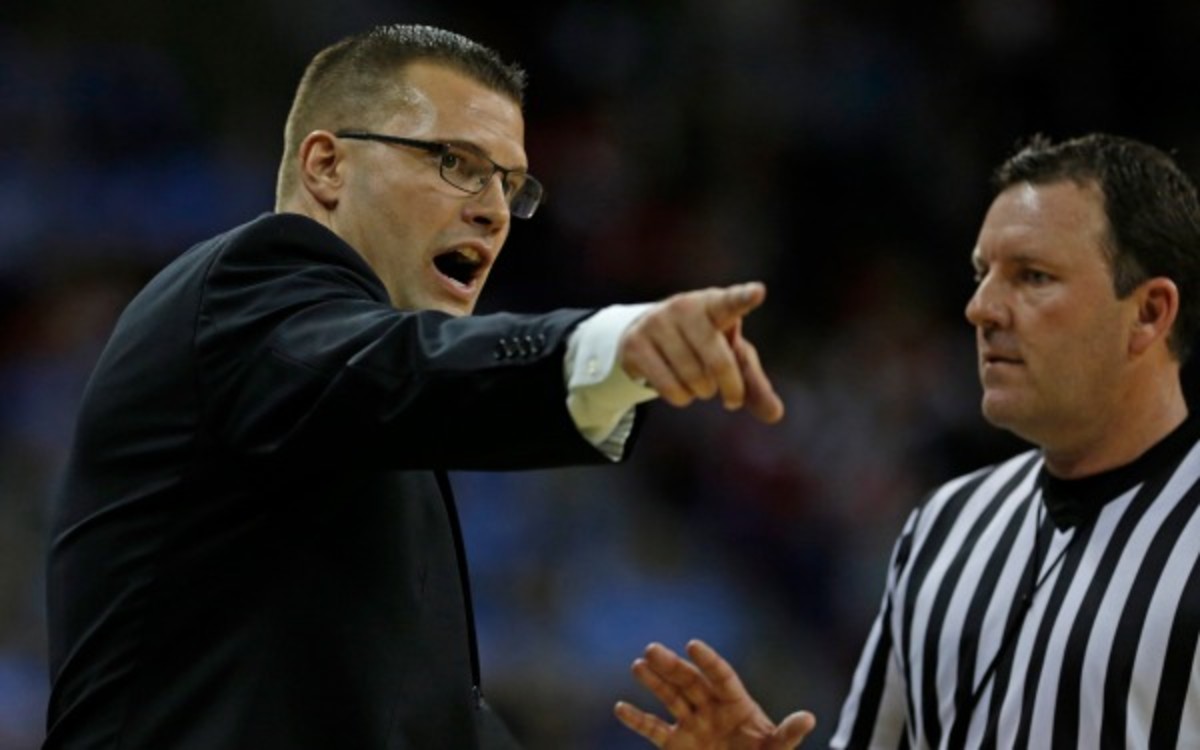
[766, 711, 817, 749]
[613, 701, 671, 748]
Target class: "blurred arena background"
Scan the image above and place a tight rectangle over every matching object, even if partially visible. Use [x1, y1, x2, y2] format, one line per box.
[2, 1, 1199, 747]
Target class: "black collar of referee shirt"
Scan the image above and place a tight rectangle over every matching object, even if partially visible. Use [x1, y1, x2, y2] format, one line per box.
[1038, 414, 1200, 531]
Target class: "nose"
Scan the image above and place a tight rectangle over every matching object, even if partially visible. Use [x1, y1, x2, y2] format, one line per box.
[964, 272, 1008, 330]
[462, 174, 511, 230]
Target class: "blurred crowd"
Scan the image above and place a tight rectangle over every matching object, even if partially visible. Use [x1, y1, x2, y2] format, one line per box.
[2, 1, 1198, 747]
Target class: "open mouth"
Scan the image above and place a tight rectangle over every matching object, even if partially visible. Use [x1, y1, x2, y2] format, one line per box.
[433, 247, 485, 287]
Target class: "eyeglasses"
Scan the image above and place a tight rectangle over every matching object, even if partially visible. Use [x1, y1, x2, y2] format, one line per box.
[335, 130, 544, 219]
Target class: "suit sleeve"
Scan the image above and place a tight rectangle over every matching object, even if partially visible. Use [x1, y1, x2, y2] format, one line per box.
[830, 509, 920, 749]
[193, 215, 607, 470]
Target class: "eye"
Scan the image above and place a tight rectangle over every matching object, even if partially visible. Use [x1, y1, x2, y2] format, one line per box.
[438, 150, 462, 171]
[1020, 269, 1053, 285]
[440, 147, 493, 188]
[502, 173, 525, 198]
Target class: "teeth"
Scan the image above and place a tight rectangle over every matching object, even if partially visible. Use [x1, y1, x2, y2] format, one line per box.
[434, 246, 485, 286]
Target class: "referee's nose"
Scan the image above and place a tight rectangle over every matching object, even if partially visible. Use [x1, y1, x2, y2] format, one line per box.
[965, 272, 1009, 331]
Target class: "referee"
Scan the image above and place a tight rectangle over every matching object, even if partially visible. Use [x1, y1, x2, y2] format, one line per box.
[612, 132, 1200, 749]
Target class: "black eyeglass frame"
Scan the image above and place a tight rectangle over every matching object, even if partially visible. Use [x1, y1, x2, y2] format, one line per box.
[334, 130, 544, 219]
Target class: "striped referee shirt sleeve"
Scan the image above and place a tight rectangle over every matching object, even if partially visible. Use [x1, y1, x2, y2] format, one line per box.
[831, 507, 922, 749]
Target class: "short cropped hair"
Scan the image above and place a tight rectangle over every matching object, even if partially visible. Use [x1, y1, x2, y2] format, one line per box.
[993, 133, 1200, 362]
[275, 24, 527, 203]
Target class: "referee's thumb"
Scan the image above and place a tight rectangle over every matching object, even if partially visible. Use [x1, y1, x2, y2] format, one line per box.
[767, 710, 816, 749]
[706, 282, 766, 328]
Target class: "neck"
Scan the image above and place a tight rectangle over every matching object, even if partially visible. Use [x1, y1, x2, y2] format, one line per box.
[1042, 374, 1187, 479]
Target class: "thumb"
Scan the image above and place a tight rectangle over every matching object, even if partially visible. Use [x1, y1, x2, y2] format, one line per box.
[706, 282, 766, 329]
[735, 337, 785, 424]
[765, 711, 816, 749]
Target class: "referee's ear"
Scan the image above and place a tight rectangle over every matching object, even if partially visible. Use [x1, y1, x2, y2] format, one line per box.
[1129, 276, 1179, 358]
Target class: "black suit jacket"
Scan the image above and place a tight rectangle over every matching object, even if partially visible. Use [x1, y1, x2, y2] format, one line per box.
[45, 213, 622, 748]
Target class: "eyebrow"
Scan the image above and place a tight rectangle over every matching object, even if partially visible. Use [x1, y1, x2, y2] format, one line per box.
[972, 249, 1053, 271]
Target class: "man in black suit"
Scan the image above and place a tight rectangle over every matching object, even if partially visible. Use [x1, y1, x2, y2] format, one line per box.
[43, 23, 784, 749]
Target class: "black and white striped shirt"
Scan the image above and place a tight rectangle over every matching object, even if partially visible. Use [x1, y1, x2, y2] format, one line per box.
[832, 418, 1200, 749]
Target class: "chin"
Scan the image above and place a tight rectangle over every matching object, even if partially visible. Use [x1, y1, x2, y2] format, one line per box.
[433, 301, 474, 317]
[401, 292, 475, 317]
[980, 394, 1020, 430]
[981, 398, 1044, 442]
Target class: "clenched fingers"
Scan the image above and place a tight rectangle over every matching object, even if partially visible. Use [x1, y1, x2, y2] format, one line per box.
[620, 282, 775, 414]
[621, 310, 719, 407]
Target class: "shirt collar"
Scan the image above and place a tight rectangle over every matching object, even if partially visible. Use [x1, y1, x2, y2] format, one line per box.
[1037, 414, 1198, 530]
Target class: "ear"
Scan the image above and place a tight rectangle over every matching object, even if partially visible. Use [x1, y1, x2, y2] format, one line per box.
[297, 130, 344, 209]
[1129, 277, 1179, 357]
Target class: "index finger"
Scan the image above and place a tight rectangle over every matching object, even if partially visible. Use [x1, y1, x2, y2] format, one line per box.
[705, 282, 766, 329]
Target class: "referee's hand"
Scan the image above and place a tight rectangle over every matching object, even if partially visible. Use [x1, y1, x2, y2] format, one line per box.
[614, 639, 815, 749]
[618, 282, 784, 424]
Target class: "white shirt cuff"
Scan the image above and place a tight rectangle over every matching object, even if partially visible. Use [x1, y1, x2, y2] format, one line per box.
[564, 303, 659, 460]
